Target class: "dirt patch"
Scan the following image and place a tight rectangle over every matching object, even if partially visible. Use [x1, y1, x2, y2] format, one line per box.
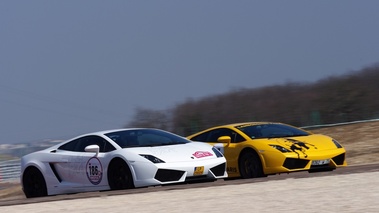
[0, 183, 23, 200]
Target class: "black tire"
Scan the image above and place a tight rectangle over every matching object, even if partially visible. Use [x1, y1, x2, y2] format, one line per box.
[22, 167, 48, 198]
[107, 158, 134, 190]
[238, 151, 264, 178]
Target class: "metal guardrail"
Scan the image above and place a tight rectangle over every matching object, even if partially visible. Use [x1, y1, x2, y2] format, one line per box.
[0, 159, 21, 183]
[301, 118, 379, 129]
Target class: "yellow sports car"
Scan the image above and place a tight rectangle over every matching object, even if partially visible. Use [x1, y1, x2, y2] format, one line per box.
[187, 122, 347, 178]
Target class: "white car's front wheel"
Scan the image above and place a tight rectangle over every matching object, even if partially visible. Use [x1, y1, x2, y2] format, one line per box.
[107, 158, 134, 190]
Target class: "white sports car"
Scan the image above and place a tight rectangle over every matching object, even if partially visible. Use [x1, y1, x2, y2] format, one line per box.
[21, 128, 227, 198]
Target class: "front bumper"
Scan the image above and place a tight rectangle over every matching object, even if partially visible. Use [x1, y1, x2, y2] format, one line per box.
[132, 158, 227, 187]
[262, 149, 347, 175]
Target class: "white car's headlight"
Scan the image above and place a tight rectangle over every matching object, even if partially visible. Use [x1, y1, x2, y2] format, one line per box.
[212, 147, 224, 158]
[140, 154, 165, 163]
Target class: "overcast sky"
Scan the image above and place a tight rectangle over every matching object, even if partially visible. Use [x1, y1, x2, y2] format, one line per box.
[1, 1, 379, 144]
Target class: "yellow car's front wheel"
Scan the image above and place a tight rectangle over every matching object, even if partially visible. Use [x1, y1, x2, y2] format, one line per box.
[238, 151, 264, 178]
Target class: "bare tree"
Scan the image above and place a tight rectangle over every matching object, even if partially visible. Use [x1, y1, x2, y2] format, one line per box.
[125, 107, 170, 130]
[126, 64, 379, 136]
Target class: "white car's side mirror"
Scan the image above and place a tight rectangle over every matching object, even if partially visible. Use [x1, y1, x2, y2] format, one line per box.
[85, 145, 100, 156]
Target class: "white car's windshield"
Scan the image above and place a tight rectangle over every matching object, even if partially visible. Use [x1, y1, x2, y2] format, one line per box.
[105, 129, 190, 148]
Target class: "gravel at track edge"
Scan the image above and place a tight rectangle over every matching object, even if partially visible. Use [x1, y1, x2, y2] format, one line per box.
[1, 171, 378, 213]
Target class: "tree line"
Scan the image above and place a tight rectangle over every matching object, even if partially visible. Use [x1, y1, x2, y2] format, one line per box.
[126, 64, 379, 136]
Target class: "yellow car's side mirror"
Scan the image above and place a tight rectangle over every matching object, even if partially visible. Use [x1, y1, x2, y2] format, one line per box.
[217, 136, 231, 147]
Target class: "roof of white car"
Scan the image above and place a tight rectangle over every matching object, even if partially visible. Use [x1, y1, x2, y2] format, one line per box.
[80, 128, 163, 136]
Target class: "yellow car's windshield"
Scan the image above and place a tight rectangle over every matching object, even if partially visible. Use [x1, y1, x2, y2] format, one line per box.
[236, 123, 310, 139]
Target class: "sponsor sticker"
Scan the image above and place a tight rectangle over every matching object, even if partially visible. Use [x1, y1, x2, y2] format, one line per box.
[194, 166, 204, 175]
[227, 167, 237, 173]
[86, 157, 103, 185]
[192, 151, 213, 158]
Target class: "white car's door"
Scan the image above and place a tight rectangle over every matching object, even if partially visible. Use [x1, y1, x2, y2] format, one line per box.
[53, 135, 115, 187]
[53, 150, 94, 185]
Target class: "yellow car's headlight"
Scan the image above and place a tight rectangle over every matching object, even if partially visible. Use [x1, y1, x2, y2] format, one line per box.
[269, 145, 291, 153]
[332, 139, 343, 148]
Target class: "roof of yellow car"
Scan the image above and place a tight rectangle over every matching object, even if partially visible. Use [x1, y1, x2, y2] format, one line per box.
[215, 121, 276, 128]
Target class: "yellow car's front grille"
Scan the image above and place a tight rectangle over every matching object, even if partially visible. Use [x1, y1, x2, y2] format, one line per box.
[283, 158, 309, 170]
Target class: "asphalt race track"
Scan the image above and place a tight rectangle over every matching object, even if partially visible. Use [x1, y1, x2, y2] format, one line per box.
[1, 163, 378, 212]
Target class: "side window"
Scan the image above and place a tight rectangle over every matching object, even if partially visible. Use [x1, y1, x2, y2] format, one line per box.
[103, 140, 116, 152]
[190, 132, 210, 142]
[58, 136, 115, 152]
[207, 128, 232, 142]
[58, 139, 79, 151]
[191, 129, 245, 143]
[230, 131, 245, 143]
[207, 128, 245, 143]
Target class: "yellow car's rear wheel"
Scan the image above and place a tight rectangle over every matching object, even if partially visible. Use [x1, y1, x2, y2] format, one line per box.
[238, 151, 264, 178]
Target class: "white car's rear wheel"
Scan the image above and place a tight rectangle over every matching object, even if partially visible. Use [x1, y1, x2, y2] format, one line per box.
[107, 158, 134, 190]
[22, 167, 48, 198]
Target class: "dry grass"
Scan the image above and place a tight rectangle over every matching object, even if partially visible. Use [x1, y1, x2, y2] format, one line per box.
[0, 183, 23, 200]
[311, 120, 379, 165]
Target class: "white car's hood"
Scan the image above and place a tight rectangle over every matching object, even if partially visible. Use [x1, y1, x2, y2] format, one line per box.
[127, 142, 218, 162]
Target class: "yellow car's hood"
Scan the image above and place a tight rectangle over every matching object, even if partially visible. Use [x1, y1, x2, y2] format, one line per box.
[273, 134, 341, 152]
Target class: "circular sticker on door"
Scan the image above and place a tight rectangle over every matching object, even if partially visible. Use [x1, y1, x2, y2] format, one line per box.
[86, 157, 103, 185]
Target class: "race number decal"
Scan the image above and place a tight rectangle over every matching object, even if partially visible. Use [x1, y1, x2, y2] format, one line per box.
[86, 157, 103, 185]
